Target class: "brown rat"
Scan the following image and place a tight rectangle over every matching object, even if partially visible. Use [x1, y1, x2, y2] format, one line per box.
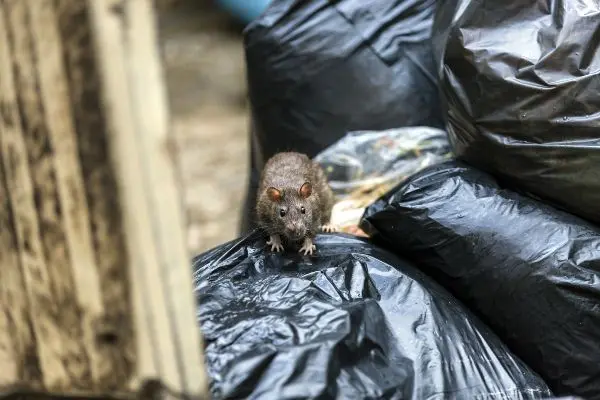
[256, 151, 336, 255]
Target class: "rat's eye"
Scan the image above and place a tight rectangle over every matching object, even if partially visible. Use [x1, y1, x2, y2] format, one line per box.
[300, 207, 306, 214]
[279, 208, 286, 217]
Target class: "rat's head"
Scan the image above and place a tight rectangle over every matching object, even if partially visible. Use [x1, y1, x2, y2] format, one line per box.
[266, 182, 314, 241]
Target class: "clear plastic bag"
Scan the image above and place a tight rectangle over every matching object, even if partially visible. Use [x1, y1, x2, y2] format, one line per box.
[314, 127, 452, 235]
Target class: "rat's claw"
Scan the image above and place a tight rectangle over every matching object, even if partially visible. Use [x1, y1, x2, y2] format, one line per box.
[299, 244, 316, 256]
[267, 234, 284, 253]
[273, 243, 284, 252]
[299, 238, 316, 256]
[320, 223, 338, 233]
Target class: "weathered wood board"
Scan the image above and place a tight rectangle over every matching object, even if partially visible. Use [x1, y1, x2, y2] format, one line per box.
[0, 0, 209, 398]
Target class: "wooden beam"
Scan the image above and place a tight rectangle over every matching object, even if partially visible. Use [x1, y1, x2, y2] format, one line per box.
[0, 0, 209, 397]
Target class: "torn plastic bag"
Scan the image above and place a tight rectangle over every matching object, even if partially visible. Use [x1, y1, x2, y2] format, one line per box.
[240, 0, 444, 233]
[432, 0, 600, 224]
[193, 231, 552, 399]
[361, 161, 600, 399]
[313, 126, 452, 236]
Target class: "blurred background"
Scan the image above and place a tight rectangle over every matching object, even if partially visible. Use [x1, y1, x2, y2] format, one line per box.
[157, 0, 252, 255]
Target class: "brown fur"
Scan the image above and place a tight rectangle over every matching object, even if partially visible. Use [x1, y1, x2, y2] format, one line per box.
[256, 152, 335, 248]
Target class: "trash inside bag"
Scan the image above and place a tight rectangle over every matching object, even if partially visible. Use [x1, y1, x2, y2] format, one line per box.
[432, 0, 600, 223]
[314, 127, 452, 236]
[193, 231, 552, 399]
[361, 161, 600, 399]
[240, 0, 443, 233]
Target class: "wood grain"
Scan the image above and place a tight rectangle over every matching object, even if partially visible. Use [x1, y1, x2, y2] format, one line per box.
[0, 0, 209, 397]
[1, 0, 73, 389]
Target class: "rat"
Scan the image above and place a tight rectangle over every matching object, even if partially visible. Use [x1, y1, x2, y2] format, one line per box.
[256, 151, 336, 256]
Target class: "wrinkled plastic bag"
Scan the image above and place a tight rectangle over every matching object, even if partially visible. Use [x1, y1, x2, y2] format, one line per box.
[361, 161, 600, 399]
[313, 127, 452, 235]
[240, 0, 444, 233]
[193, 231, 552, 399]
[432, 0, 600, 224]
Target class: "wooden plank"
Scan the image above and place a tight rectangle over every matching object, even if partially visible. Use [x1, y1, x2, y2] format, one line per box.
[0, 7, 35, 388]
[0, 109, 33, 388]
[54, 0, 136, 389]
[0, 0, 210, 397]
[86, 0, 209, 396]
[123, 0, 209, 395]
[1, 0, 78, 389]
[27, 0, 111, 389]
[84, 0, 181, 392]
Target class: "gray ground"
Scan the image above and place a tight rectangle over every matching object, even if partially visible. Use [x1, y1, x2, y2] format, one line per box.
[158, 0, 249, 255]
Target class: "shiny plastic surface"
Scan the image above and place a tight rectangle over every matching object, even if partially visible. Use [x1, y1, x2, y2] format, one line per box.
[193, 231, 551, 399]
[362, 161, 600, 399]
[240, 0, 443, 233]
[313, 127, 452, 234]
[432, 0, 600, 223]
[314, 127, 451, 197]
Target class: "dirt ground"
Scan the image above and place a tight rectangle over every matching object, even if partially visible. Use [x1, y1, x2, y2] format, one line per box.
[158, 0, 249, 255]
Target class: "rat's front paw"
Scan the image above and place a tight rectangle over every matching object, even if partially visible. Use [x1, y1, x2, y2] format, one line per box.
[299, 237, 316, 256]
[320, 223, 338, 233]
[267, 234, 284, 252]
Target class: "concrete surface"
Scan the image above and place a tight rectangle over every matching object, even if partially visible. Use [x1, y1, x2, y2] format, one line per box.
[158, 0, 249, 256]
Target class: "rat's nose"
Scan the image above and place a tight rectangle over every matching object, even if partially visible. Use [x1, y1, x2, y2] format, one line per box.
[287, 223, 304, 238]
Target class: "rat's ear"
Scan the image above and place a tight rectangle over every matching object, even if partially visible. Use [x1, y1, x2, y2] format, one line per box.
[267, 187, 282, 202]
[299, 182, 312, 198]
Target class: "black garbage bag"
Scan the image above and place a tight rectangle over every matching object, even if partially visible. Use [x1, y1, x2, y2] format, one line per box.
[432, 0, 600, 224]
[240, 0, 444, 233]
[193, 231, 552, 399]
[361, 161, 600, 399]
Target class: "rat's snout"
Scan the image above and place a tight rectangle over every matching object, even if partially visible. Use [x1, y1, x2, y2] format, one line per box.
[285, 222, 305, 240]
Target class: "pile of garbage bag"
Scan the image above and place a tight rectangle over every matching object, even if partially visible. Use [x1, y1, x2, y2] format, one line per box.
[191, 0, 600, 398]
